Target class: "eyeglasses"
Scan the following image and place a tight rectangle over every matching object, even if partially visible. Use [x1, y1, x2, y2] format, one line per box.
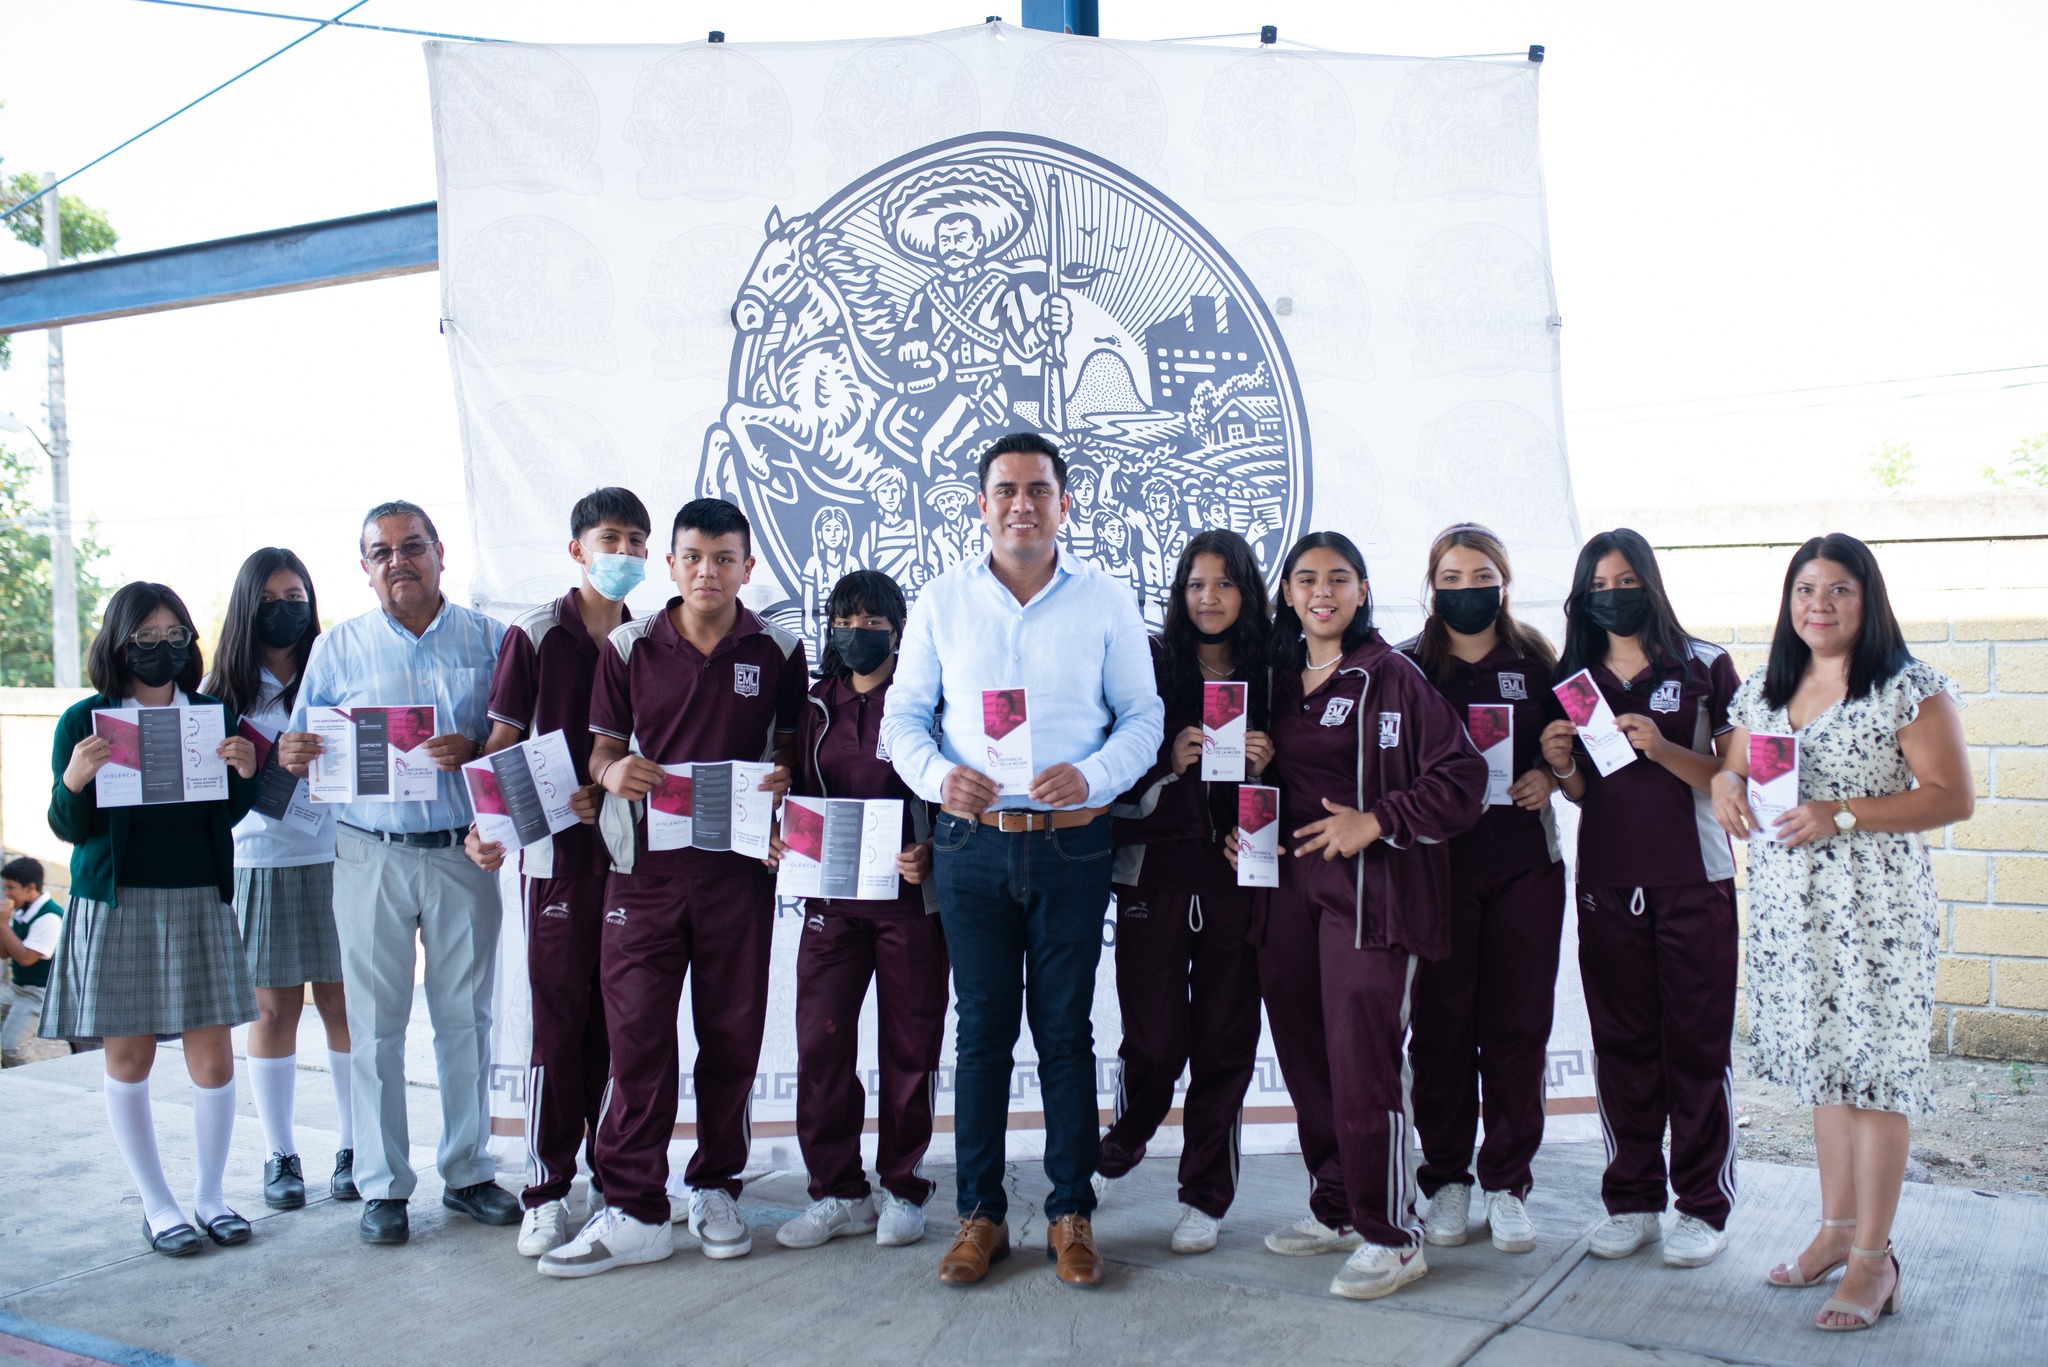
[365, 540, 434, 567]
[129, 626, 194, 648]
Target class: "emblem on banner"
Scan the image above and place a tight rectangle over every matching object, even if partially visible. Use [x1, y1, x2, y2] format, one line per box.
[699, 132, 1312, 660]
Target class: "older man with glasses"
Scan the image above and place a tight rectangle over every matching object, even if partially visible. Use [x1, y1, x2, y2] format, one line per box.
[278, 500, 518, 1246]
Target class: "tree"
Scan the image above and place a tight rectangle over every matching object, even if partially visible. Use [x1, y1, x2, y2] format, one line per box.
[1983, 434, 2048, 489]
[1866, 439, 1916, 491]
[0, 100, 121, 369]
[0, 442, 108, 686]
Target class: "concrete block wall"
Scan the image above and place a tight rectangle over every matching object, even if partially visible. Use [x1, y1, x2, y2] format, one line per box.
[1700, 617, 2048, 1063]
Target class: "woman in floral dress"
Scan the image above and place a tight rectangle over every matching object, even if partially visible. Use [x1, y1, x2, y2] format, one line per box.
[1712, 533, 1973, 1334]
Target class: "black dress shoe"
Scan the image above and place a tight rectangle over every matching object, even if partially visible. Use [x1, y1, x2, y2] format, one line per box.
[264, 1153, 307, 1210]
[144, 1218, 204, 1257]
[442, 1181, 521, 1226]
[203, 1210, 253, 1246]
[359, 1198, 409, 1245]
[330, 1149, 359, 1202]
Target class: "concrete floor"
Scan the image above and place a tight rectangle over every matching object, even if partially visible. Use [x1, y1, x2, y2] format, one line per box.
[2, 1002, 2045, 1367]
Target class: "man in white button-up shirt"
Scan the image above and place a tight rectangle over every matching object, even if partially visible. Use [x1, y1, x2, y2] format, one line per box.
[882, 433, 1162, 1288]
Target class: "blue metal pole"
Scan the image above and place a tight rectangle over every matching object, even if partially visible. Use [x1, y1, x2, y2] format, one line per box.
[1020, 0, 1098, 36]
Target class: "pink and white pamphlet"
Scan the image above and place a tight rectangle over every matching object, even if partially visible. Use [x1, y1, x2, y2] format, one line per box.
[1236, 784, 1281, 889]
[1202, 681, 1249, 782]
[980, 688, 1032, 796]
[1467, 703, 1514, 806]
[1551, 670, 1636, 778]
[1748, 731, 1800, 843]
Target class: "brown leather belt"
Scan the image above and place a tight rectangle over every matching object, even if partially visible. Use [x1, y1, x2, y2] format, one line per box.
[945, 806, 1108, 833]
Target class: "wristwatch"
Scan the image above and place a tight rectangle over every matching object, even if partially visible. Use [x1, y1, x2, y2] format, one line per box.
[1833, 799, 1857, 834]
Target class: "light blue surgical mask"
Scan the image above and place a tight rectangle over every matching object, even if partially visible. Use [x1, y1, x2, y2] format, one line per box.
[588, 551, 647, 602]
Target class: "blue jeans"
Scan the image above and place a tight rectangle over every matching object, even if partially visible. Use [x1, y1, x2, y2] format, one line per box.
[933, 810, 1113, 1223]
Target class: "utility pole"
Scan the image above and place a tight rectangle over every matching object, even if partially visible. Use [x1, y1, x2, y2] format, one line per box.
[43, 172, 79, 689]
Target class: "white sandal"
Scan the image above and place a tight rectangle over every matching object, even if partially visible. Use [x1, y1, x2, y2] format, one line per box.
[1815, 1242, 1901, 1331]
[1765, 1216, 1856, 1287]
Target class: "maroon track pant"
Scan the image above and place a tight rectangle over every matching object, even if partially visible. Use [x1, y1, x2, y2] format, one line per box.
[1098, 884, 1261, 1219]
[1578, 880, 1739, 1229]
[1257, 893, 1421, 1249]
[594, 867, 774, 1225]
[794, 910, 950, 1205]
[1410, 858, 1566, 1201]
[522, 873, 610, 1209]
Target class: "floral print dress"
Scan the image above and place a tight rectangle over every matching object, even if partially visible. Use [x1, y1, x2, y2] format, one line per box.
[1731, 660, 1957, 1115]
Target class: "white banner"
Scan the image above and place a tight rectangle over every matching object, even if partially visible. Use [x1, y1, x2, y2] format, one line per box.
[430, 25, 1594, 1170]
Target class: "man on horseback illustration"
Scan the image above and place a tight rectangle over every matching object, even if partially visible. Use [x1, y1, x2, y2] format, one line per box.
[883, 164, 1073, 476]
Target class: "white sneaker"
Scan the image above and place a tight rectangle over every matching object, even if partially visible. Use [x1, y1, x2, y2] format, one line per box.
[536, 1206, 673, 1278]
[1485, 1190, 1537, 1254]
[1170, 1205, 1221, 1255]
[1588, 1211, 1663, 1260]
[774, 1194, 879, 1249]
[517, 1198, 572, 1257]
[687, 1188, 753, 1259]
[1423, 1183, 1471, 1247]
[1662, 1214, 1730, 1268]
[1264, 1215, 1365, 1257]
[585, 1185, 607, 1221]
[1329, 1242, 1427, 1300]
[874, 1190, 927, 1247]
[1090, 1171, 1117, 1205]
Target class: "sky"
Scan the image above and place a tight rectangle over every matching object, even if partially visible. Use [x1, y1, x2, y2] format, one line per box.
[1, 0, 2045, 628]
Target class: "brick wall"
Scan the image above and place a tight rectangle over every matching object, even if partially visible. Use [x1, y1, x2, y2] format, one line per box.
[1699, 616, 2048, 1063]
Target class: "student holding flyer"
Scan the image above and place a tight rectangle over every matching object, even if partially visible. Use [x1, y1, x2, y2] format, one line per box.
[1224, 532, 1486, 1302]
[766, 570, 946, 1255]
[1098, 529, 1272, 1256]
[204, 548, 354, 1213]
[1537, 529, 1744, 1270]
[544, 498, 805, 1278]
[278, 501, 518, 1247]
[881, 433, 1162, 1290]
[1398, 524, 1564, 1257]
[464, 487, 649, 1259]
[1710, 536, 1969, 1334]
[42, 582, 262, 1256]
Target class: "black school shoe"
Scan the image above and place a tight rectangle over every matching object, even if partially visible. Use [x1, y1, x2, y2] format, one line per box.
[442, 1181, 521, 1226]
[330, 1149, 359, 1201]
[204, 1210, 253, 1246]
[360, 1199, 409, 1245]
[264, 1153, 307, 1210]
[144, 1218, 204, 1257]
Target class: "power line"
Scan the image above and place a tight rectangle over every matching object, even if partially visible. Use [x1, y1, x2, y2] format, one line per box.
[125, 0, 497, 43]
[1569, 363, 2048, 415]
[1, 1, 373, 223]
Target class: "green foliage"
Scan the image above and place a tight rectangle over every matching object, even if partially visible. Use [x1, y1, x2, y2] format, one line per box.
[2013, 1060, 2036, 1096]
[1982, 434, 2048, 489]
[0, 100, 122, 370]
[1866, 440, 1916, 491]
[0, 442, 109, 686]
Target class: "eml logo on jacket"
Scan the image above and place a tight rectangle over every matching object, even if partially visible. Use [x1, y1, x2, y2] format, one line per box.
[1649, 680, 1682, 714]
[1378, 712, 1402, 748]
[734, 663, 762, 698]
[1499, 672, 1527, 701]
[1319, 697, 1355, 727]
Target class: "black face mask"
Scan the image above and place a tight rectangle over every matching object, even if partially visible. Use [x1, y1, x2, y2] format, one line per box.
[1587, 587, 1651, 637]
[1191, 625, 1233, 645]
[256, 599, 313, 650]
[830, 626, 894, 676]
[1434, 586, 1501, 636]
[129, 641, 190, 689]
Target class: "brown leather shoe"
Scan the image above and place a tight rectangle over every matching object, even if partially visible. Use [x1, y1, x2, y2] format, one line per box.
[937, 1216, 1010, 1284]
[1047, 1213, 1105, 1287]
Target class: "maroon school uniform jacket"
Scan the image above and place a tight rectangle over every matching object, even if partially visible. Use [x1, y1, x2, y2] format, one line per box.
[793, 674, 936, 918]
[589, 602, 807, 878]
[1565, 640, 1740, 890]
[485, 588, 626, 880]
[1396, 636, 1560, 875]
[1110, 636, 1242, 893]
[1267, 630, 1488, 959]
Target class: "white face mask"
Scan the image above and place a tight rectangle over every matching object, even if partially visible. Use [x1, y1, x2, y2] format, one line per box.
[588, 551, 648, 601]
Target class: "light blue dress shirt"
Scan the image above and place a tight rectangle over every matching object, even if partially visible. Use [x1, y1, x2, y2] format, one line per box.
[881, 549, 1163, 810]
[292, 598, 506, 834]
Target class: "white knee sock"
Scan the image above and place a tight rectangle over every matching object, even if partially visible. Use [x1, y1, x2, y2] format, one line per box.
[103, 1076, 184, 1235]
[190, 1079, 237, 1225]
[248, 1053, 297, 1158]
[327, 1049, 355, 1149]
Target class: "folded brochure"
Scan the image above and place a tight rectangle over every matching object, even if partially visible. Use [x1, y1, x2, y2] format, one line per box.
[774, 796, 905, 901]
[463, 729, 582, 849]
[91, 704, 228, 807]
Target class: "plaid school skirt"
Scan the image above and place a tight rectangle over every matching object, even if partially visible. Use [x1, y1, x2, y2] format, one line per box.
[235, 863, 343, 989]
[40, 886, 258, 1039]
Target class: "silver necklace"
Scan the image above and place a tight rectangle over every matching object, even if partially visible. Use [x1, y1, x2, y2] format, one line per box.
[1199, 657, 1235, 678]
